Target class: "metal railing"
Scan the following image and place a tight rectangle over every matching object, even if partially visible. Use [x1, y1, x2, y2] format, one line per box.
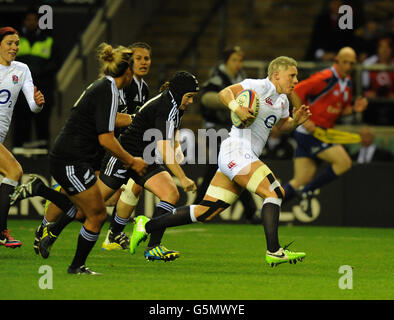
[243, 60, 394, 100]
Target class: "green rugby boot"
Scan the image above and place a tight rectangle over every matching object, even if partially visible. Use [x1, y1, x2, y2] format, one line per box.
[129, 215, 149, 254]
[265, 242, 306, 267]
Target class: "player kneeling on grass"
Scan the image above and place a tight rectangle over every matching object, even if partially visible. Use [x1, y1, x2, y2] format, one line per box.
[130, 56, 311, 267]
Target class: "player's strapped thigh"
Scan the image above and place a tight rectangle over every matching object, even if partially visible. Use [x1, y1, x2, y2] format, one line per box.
[196, 184, 239, 222]
[245, 163, 284, 201]
[119, 178, 140, 206]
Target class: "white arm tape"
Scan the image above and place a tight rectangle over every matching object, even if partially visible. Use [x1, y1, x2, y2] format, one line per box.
[228, 100, 239, 112]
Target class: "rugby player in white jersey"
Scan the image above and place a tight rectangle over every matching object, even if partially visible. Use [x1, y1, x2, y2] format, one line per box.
[0, 27, 44, 248]
[130, 56, 312, 267]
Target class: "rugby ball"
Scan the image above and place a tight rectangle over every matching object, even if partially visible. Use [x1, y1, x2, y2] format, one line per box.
[231, 89, 259, 128]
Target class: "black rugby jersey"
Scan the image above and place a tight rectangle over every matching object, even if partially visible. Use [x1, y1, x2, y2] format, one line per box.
[116, 76, 149, 137]
[119, 76, 149, 115]
[50, 76, 119, 163]
[119, 89, 183, 157]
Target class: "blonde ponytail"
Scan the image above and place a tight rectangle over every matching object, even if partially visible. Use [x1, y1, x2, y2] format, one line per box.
[97, 42, 133, 78]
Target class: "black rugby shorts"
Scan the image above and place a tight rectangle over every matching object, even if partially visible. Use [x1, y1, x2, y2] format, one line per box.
[49, 158, 97, 196]
[99, 154, 165, 190]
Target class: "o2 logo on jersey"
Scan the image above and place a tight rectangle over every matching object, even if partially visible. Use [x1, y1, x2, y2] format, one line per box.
[0, 89, 12, 108]
[12, 75, 19, 84]
[264, 115, 277, 128]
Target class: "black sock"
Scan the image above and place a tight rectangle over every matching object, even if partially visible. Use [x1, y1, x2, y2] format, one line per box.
[36, 183, 75, 214]
[0, 180, 17, 231]
[146, 206, 193, 234]
[147, 201, 175, 248]
[110, 213, 129, 234]
[70, 226, 99, 268]
[50, 206, 77, 237]
[111, 206, 117, 221]
[261, 202, 281, 252]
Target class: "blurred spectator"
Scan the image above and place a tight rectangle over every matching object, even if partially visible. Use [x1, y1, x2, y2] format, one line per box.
[305, 0, 362, 62]
[260, 126, 295, 160]
[12, 7, 59, 149]
[353, 18, 387, 62]
[351, 126, 394, 163]
[196, 46, 259, 223]
[362, 37, 394, 98]
[199, 46, 245, 131]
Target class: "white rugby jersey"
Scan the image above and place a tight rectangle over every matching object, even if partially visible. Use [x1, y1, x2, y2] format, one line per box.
[229, 77, 289, 157]
[0, 61, 42, 143]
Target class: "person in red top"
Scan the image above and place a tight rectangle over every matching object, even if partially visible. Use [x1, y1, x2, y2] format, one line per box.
[363, 37, 394, 99]
[282, 47, 368, 214]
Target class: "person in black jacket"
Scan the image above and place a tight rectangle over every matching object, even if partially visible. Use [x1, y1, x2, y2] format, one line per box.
[305, 0, 360, 62]
[196, 46, 259, 223]
[351, 126, 394, 163]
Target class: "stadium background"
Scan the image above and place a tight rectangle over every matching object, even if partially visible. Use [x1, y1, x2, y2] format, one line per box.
[1, 0, 393, 228]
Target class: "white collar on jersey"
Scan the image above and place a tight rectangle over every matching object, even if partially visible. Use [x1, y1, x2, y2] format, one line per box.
[168, 90, 178, 109]
[105, 75, 121, 95]
[331, 66, 348, 93]
[133, 75, 146, 101]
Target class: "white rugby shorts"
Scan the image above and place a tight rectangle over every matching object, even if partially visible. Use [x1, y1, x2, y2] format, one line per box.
[217, 137, 259, 180]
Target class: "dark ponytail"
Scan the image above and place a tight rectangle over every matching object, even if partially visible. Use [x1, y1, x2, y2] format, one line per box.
[159, 81, 170, 92]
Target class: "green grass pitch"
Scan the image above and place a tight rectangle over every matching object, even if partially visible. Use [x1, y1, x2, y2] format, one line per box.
[1, 219, 393, 300]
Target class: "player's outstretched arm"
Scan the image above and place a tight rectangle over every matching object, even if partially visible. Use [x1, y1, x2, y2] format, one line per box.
[276, 105, 312, 133]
